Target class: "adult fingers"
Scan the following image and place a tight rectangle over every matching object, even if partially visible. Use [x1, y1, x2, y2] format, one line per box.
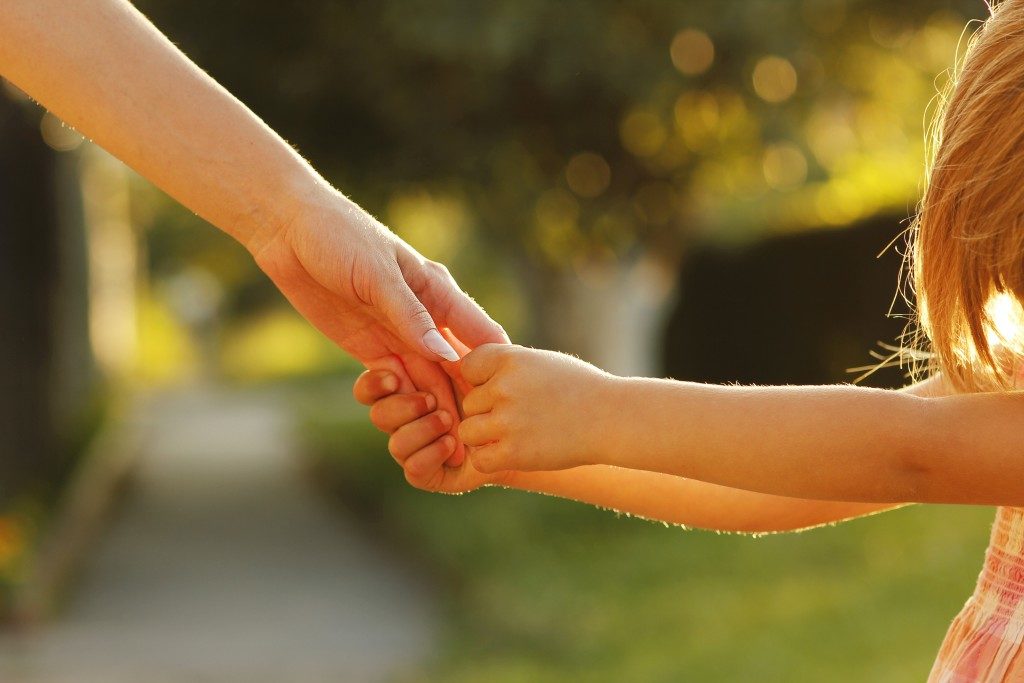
[390, 410, 454, 462]
[400, 351, 465, 467]
[377, 266, 459, 362]
[364, 354, 416, 394]
[353, 369, 400, 406]
[403, 435, 457, 487]
[400, 249, 509, 350]
[369, 393, 436, 433]
[442, 285, 510, 349]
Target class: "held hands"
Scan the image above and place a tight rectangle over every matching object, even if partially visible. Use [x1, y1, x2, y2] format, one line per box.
[354, 351, 509, 493]
[252, 187, 508, 465]
[354, 343, 618, 491]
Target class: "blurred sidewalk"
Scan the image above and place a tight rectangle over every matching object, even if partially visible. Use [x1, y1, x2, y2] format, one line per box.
[0, 386, 438, 683]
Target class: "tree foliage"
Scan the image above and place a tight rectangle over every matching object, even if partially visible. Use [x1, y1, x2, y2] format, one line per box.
[133, 0, 986, 335]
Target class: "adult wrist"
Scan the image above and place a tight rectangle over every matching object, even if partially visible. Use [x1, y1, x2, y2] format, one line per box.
[243, 170, 340, 258]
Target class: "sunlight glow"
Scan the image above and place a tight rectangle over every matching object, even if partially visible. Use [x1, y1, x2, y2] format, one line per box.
[670, 29, 715, 76]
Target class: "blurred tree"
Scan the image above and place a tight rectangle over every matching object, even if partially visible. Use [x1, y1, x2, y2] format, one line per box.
[664, 212, 912, 387]
[0, 88, 102, 511]
[133, 0, 986, 361]
[0, 93, 60, 505]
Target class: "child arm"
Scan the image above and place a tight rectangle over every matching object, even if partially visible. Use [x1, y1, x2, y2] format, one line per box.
[460, 345, 1011, 506]
[354, 368, 948, 532]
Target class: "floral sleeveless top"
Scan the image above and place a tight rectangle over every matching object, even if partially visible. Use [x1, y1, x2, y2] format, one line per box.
[929, 506, 1024, 681]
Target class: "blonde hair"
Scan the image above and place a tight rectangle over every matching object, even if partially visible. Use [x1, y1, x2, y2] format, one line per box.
[912, 0, 1024, 392]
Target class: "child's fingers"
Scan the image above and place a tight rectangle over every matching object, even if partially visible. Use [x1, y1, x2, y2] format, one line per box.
[353, 369, 400, 405]
[459, 344, 506, 387]
[461, 386, 496, 417]
[389, 409, 454, 462]
[403, 435, 457, 485]
[467, 442, 506, 474]
[458, 414, 501, 447]
[370, 392, 437, 433]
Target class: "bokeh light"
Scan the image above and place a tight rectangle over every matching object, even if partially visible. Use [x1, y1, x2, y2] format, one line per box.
[670, 29, 715, 76]
[565, 152, 612, 198]
[40, 112, 83, 152]
[752, 56, 798, 103]
[762, 143, 809, 191]
[620, 108, 668, 159]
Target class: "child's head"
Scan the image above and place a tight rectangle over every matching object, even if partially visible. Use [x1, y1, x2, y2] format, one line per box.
[914, 0, 1024, 391]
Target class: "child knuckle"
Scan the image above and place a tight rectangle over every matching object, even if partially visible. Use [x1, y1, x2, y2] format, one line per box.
[490, 380, 511, 402]
[473, 452, 496, 473]
[490, 412, 511, 434]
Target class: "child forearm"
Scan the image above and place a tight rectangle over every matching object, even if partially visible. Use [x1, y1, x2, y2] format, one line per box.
[506, 466, 903, 533]
[505, 378, 944, 530]
[599, 378, 1024, 505]
[0, 0, 320, 251]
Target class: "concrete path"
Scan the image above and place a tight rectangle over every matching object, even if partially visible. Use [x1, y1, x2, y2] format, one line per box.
[0, 386, 438, 683]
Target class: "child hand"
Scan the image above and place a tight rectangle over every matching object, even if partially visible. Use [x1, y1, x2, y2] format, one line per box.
[458, 344, 617, 474]
[354, 355, 509, 494]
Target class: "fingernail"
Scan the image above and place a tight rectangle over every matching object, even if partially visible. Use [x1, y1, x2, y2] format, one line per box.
[382, 374, 398, 393]
[425, 394, 437, 411]
[438, 410, 453, 428]
[442, 435, 455, 451]
[423, 329, 460, 362]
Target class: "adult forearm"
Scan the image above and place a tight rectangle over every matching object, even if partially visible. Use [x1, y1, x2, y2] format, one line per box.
[0, 0, 321, 251]
[507, 466, 902, 533]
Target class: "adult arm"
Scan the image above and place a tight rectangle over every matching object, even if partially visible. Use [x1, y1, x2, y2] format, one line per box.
[0, 0, 508, 465]
[0, 0, 507, 364]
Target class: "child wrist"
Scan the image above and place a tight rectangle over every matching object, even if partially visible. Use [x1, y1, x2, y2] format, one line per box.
[584, 374, 634, 467]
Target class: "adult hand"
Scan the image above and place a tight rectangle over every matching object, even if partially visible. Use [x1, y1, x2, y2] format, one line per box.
[1, 0, 509, 456]
[251, 185, 507, 364]
[252, 187, 507, 466]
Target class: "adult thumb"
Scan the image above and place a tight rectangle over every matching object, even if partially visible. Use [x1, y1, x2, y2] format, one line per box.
[382, 273, 460, 362]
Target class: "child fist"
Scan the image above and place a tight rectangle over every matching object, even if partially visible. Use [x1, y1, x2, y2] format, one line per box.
[459, 344, 618, 474]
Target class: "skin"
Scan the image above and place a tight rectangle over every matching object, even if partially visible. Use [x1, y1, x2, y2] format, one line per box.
[0, 0, 510, 465]
[353, 351, 953, 534]
[452, 344, 1024, 508]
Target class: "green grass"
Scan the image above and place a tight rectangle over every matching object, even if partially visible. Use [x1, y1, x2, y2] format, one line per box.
[301, 387, 994, 683]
